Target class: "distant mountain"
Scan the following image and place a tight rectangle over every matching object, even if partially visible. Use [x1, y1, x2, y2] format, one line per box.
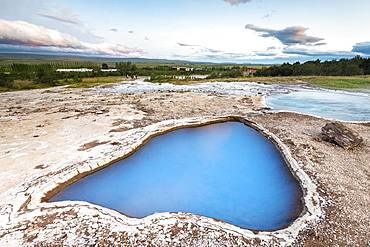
[0, 53, 270, 66]
[0, 53, 209, 65]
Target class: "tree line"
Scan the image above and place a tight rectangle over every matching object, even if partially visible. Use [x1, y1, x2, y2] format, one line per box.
[256, 56, 370, 77]
[0, 62, 140, 89]
[3, 57, 369, 90]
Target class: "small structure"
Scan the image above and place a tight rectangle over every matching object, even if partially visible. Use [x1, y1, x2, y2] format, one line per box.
[243, 68, 258, 76]
[173, 67, 194, 72]
[101, 69, 118, 72]
[56, 68, 93, 73]
[175, 75, 208, 80]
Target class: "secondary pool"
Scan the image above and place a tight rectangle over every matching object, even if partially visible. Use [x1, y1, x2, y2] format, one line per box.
[267, 88, 370, 122]
[50, 122, 303, 231]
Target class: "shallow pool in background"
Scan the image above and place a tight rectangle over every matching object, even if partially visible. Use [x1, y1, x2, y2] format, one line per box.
[50, 122, 303, 231]
[266, 89, 370, 121]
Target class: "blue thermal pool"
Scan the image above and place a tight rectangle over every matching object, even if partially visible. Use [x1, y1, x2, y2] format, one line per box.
[50, 122, 303, 231]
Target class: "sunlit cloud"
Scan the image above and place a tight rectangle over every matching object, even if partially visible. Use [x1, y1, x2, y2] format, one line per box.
[0, 19, 82, 48]
[0, 19, 144, 56]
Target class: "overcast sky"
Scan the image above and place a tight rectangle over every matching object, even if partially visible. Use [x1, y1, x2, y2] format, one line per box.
[0, 0, 370, 63]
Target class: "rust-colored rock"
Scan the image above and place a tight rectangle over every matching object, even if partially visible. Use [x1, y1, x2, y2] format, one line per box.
[321, 122, 363, 149]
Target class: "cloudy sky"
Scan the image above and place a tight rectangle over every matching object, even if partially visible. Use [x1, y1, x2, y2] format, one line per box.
[0, 0, 370, 63]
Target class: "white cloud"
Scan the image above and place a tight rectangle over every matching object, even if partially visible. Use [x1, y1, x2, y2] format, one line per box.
[82, 43, 144, 56]
[177, 42, 251, 61]
[0, 19, 144, 56]
[38, 11, 80, 25]
[38, 6, 104, 43]
[224, 0, 252, 5]
[245, 24, 325, 46]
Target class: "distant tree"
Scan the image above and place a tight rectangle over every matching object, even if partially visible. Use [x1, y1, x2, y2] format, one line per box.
[116, 62, 137, 76]
[360, 57, 370, 74]
[0, 73, 14, 88]
[36, 65, 57, 85]
[101, 63, 109, 70]
[73, 75, 82, 83]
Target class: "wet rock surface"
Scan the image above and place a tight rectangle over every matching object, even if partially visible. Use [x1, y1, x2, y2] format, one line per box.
[321, 122, 364, 149]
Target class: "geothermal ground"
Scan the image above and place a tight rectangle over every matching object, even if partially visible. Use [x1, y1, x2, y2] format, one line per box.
[0, 83, 369, 246]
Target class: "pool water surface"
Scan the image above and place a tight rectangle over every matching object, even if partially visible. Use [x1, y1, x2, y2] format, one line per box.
[50, 122, 303, 231]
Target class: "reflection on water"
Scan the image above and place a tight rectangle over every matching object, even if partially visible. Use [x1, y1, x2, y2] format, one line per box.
[51, 122, 303, 231]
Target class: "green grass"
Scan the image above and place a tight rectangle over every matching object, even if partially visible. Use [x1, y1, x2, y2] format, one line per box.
[0, 86, 10, 92]
[0, 76, 127, 93]
[303, 76, 370, 89]
[0, 80, 50, 92]
[64, 76, 126, 88]
[230, 76, 370, 89]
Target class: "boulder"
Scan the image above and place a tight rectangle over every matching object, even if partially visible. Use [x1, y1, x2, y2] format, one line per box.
[321, 122, 363, 149]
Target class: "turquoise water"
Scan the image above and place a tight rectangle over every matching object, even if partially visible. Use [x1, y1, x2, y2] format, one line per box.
[267, 89, 370, 121]
[50, 122, 303, 231]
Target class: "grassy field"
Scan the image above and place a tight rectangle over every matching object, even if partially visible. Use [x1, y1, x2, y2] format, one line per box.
[0, 76, 127, 92]
[0, 80, 50, 92]
[304, 76, 370, 89]
[1, 75, 370, 93]
[63, 76, 127, 88]
[245, 76, 370, 89]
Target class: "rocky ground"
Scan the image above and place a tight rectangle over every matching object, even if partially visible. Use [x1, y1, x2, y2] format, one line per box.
[0, 83, 369, 246]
